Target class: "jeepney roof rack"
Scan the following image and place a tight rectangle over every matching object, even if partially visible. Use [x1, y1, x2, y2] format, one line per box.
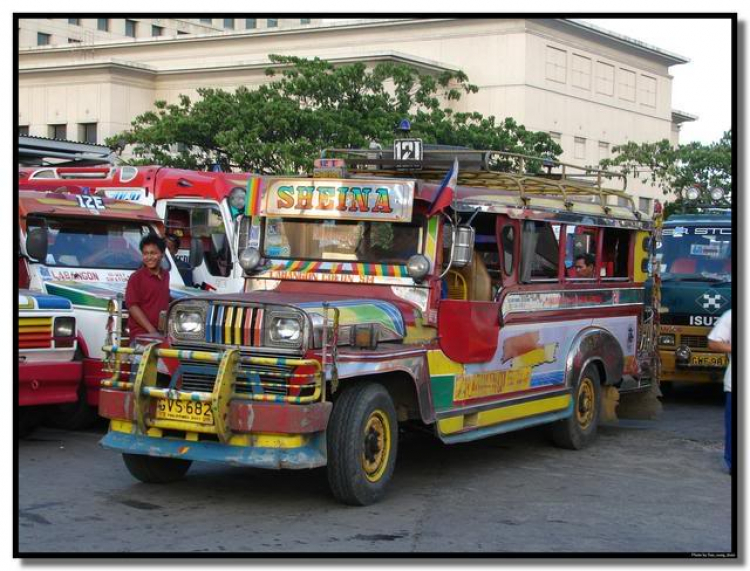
[320, 147, 641, 219]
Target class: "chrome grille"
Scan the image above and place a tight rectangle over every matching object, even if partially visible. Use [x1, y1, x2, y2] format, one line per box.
[681, 335, 708, 349]
[173, 358, 293, 397]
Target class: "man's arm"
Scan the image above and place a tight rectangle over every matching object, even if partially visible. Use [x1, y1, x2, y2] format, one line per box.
[128, 304, 158, 334]
[708, 339, 731, 354]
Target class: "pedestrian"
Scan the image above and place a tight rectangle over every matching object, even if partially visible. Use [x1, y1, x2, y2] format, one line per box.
[708, 309, 732, 474]
[125, 234, 171, 341]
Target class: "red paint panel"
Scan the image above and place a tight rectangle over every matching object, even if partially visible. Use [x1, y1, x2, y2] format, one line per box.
[437, 300, 500, 363]
[18, 362, 82, 406]
[229, 401, 332, 434]
[83, 358, 109, 406]
[98, 388, 135, 420]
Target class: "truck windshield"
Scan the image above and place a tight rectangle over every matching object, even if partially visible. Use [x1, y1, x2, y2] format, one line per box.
[659, 225, 731, 279]
[31, 217, 151, 270]
[263, 218, 423, 264]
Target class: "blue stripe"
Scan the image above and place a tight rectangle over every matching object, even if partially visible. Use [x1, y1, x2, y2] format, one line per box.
[27, 294, 73, 310]
[205, 305, 214, 343]
[529, 370, 566, 388]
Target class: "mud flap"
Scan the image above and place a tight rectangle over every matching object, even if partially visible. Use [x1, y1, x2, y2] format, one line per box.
[617, 382, 663, 421]
[600, 385, 620, 424]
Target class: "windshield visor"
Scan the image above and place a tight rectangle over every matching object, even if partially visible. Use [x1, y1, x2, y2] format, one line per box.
[262, 218, 423, 264]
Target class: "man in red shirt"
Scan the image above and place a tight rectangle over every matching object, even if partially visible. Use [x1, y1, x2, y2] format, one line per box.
[125, 234, 171, 340]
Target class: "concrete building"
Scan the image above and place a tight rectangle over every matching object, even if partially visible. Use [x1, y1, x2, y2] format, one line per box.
[17, 17, 696, 212]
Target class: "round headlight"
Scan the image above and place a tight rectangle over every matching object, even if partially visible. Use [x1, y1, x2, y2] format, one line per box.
[271, 317, 301, 342]
[675, 344, 691, 362]
[239, 247, 262, 273]
[175, 310, 204, 334]
[406, 254, 430, 282]
[54, 316, 76, 338]
[710, 187, 725, 202]
[229, 187, 246, 210]
[685, 186, 701, 201]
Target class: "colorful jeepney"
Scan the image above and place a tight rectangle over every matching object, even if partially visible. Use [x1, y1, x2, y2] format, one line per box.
[18, 190, 197, 428]
[18, 290, 79, 435]
[657, 212, 731, 385]
[19, 165, 253, 293]
[98, 150, 657, 505]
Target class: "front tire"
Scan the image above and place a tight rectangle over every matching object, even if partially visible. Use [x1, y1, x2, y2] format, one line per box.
[122, 453, 192, 484]
[552, 364, 601, 450]
[327, 383, 398, 506]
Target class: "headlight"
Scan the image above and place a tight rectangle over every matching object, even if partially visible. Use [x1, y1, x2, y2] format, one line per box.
[175, 311, 204, 334]
[169, 302, 207, 339]
[675, 345, 691, 362]
[659, 334, 676, 346]
[269, 316, 302, 343]
[406, 254, 430, 282]
[53, 316, 75, 338]
[239, 247, 262, 273]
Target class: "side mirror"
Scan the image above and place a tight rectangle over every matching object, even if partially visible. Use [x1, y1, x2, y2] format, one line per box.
[26, 227, 48, 261]
[452, 226, 475, 268]
[189, 238, 204, 268]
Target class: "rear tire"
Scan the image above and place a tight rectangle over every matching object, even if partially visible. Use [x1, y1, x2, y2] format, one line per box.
[327, 383, 398, 506]
[122, 453, 192, 484]
[552, 364, 601, 450]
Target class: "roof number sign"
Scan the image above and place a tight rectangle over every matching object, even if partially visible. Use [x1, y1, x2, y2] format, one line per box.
[75, 195, 106, 210]
[394, 139, 423, 162]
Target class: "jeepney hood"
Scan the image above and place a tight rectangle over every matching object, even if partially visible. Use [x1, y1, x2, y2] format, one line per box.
[196, 291, 407, 340]
[652, 278, 731, 324]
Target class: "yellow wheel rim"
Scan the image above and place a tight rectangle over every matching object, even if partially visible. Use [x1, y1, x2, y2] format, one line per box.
[362, 409, 391, 483]
[576, 377, 596, 430]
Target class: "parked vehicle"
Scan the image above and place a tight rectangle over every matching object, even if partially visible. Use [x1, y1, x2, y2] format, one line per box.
[18, 190, 198, 428]
[19, 165, 254, 293]
[656, 210, 731, 386]
[98, 148, 658, 505]
[18, 290, 79, 436]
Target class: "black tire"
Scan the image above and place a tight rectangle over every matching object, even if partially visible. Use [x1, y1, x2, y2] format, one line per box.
[122, 453, 192, 484]
[552, 364, 601, 450]
[18, 407, 43, 439]
[48, 385, 99, 430]
[327, 383, 398, 506]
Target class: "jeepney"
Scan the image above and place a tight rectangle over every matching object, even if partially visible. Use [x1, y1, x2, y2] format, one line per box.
[19, 165, 253, 293]
[18, 190, 198, 428]
[98, 149, 657, 505]
[656, 211, 731, 385]
[18, 290, 79, 436]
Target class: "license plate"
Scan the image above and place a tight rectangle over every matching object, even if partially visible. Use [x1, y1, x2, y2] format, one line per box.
[689, 355, 728, 368]
[155, 399, 214, 424]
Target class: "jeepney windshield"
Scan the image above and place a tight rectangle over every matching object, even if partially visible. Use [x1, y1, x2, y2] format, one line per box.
[29, 216, 152, 270]
[262, 218, 423, 264]
[659, 225, 732, 279]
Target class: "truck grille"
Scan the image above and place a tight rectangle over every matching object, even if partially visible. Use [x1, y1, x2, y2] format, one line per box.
[681, 335, 708, 349]
[175, 358, 293, 397]
[18, 317, 53, 349]
[205, 304, 264, 347]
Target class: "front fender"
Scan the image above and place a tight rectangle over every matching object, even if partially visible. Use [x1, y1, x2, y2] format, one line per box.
[565, 327, 624, 387]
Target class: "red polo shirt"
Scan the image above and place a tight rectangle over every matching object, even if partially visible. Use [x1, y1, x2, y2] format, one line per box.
[125, 266, 170, 339]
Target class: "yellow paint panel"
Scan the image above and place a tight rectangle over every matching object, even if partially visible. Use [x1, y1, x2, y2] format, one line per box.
[427, 350, 464, 376]
[19, 318, 53, 326]
[404, 321, 437, 343]
[634, 230, 650, 282]
[438, 395, 572, 435]
[229, 433, 309, 448]
[111, 420, 134, 433]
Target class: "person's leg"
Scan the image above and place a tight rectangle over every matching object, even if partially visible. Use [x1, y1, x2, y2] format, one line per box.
[725, 391, 732, 472]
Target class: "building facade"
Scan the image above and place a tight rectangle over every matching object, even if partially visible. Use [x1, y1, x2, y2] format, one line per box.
[17, 17, 695, 211]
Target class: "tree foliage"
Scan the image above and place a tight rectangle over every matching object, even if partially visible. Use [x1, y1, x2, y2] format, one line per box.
[599, 131, 732, 214]
[108, 55, 562, 174]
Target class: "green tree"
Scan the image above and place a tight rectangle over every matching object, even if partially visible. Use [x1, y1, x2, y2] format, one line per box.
[599, 131, 732, 215]
[108, 55, 562, 174]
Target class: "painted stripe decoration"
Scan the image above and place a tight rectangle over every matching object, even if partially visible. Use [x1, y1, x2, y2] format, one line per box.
[268, 259, 408, 277]
[246, 177, 262, 216]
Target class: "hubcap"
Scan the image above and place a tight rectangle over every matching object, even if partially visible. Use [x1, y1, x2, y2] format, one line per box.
[576, 377, 595, 430]
[362, 410, 390, 483]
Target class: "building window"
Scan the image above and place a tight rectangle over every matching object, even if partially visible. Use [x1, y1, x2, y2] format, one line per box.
[19, 126, 29, 136]
[618, 68, 636, 102]
[571, 54, 591, 90]
[640, 74, 657, 108]
[49, 124, 67, 140]
[37, 32, 51, 46]
[224, 19, 235, 29]
[545, 46, 567, 84]
[638, 197, 652, 214]
[68, 38, 81, 44]
[152, 25, 163, 37]
[68, 18, 80, 26]
[267, 18, 278, 28]
[125, 20, 137, 38]
[177, 31, 188, 35]
[200, 18, 212, 24]
[596, 62, 614, 96]
[598, 141, 609, 163]
[79, 123, 97, 144]
[245, 18, 257, 29]
[300, 18, 311, 24]
[97, 18, 109, 32]
[574, 137, 586, 160]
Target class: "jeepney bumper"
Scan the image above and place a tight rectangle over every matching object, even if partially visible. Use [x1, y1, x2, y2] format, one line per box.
[97, 343, 331, 470]
[18, 361, 82, 407]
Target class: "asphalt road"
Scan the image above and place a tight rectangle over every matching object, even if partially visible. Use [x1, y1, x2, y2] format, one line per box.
[17, 383, 733, 555]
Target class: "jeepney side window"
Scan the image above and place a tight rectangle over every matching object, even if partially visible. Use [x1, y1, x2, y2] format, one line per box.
[601, 228, 631, 280]
[521, 221, 560, 282]
[501, 224, 515, 277]
[564, 225, 598, 280]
